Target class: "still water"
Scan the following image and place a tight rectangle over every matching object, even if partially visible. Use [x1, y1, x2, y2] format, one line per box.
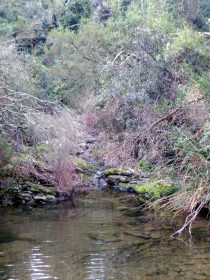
[0, 191, 209, 280]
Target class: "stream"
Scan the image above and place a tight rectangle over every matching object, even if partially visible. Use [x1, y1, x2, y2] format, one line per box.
[0, 191, 209, 280]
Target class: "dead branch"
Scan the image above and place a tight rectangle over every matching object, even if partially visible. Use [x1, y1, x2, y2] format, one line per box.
[134, 96, 206, 143]
[70, 41, 98, 63]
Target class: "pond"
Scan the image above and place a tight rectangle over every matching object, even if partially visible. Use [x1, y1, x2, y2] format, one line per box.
[0, 191, 209, 280]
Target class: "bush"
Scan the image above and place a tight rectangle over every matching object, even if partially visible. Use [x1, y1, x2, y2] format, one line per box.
[59, 0, 91, 31]
[0, 139, 12, 171]
[25, 109, 85, 192]
[81, 1, 210, 232]
[166, 0, 210, 31]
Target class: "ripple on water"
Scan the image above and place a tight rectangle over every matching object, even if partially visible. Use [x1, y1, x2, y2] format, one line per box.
[0, 192, 209, 280]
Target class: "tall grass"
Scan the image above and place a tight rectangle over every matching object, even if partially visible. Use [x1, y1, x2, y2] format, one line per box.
[25, 109, 85, 192]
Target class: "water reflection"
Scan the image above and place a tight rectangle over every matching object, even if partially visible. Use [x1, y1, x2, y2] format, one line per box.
[0, 192, 209, 280]
[29, 246, 56, 280]
[85, 253, 105, 280]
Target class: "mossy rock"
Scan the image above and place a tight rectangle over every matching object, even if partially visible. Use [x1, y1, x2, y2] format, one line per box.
[76, 158, 92, 173]
[107, 175, 131, 185]
[132, 180, 176, 199]
[23, 182, 56, 195]
[15, 154, 30, 165]
[115, 183, 139, 193]
[0, 181, 22, 196]
[33, 194, 56, 204]
[15, 145, 48, 169]
[102, 168, 134, 177]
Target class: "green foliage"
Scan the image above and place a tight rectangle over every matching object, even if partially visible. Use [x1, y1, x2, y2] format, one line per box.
[0, 139, 14, 178]
[99, 5, 209, 105]
[59, 0, 91, 31]
[40, 19, 115, 106]
[0, 0, 62, 37]
[166, 0, 210, 31]
[138, 160, 153, 171]
[34, 143, 50, 160]
[0, 139, 12, 170]
[194, 74, 210, 96]
[0, 0, 209, 222]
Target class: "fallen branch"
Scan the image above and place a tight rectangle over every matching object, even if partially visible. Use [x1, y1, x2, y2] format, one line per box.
[134, 96, 206, 142]
[170, 201, 206, 238]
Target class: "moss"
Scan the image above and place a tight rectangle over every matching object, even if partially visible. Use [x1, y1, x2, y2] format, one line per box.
[76, 158, 91, 170]
[91, 162, 101, 170]
[102, 168, 133, 177]
[138, 160, 153, 171]
[118, 182, 130, 188]
[23, 182, 56, 195]
[132, 180, 176, 199]
[15, 150, 47, 170]
[102, 168, 118, 177]
[16, 153, 32, 163]
[34, 143, 50, 155]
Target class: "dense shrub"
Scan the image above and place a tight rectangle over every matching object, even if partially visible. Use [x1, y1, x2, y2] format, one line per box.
[0, 0, 209, 231]
[0, 0, 63, 37]
[166, 0, 210, 31]
[81, 0, 210, 232]
[58, 0, 91, 30]
[0, 139, 12, 171]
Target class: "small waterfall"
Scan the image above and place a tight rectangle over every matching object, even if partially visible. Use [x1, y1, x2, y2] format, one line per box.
[93, 171, 107, 189]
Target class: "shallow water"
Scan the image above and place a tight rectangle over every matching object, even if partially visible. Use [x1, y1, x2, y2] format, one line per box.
[0, 191, 209, 280]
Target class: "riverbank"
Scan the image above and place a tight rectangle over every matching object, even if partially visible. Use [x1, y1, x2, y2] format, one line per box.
[0, 142, 176, 208]
[0, 137, 209, 239]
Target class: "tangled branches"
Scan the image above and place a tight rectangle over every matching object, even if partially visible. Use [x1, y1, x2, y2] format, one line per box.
[0, 79, 56, 145]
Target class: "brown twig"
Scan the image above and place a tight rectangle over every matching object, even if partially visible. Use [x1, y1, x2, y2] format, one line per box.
[134, 96, 206, 142]
[70, 41, 98, 63]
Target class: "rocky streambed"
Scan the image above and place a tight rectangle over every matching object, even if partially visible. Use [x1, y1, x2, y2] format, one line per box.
[0, 181, 73, 207]
[0, 137, 176, 208]
[0, 165, 176, 209]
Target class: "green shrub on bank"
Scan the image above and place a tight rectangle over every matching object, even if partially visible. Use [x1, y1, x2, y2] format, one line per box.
[59, 0, 91, 31]
[0, 140, 14, 178]
[0, 139, 12, 171]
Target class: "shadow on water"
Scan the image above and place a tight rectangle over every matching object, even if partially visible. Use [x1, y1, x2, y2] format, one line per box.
[0, 231, 17, 244]
[0, 191, 209, 280]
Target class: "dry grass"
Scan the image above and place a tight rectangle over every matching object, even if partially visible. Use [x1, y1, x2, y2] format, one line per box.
[152, 184, 209, 237]
[21, 109, 85, 193]
[88, 95, 210, 233]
